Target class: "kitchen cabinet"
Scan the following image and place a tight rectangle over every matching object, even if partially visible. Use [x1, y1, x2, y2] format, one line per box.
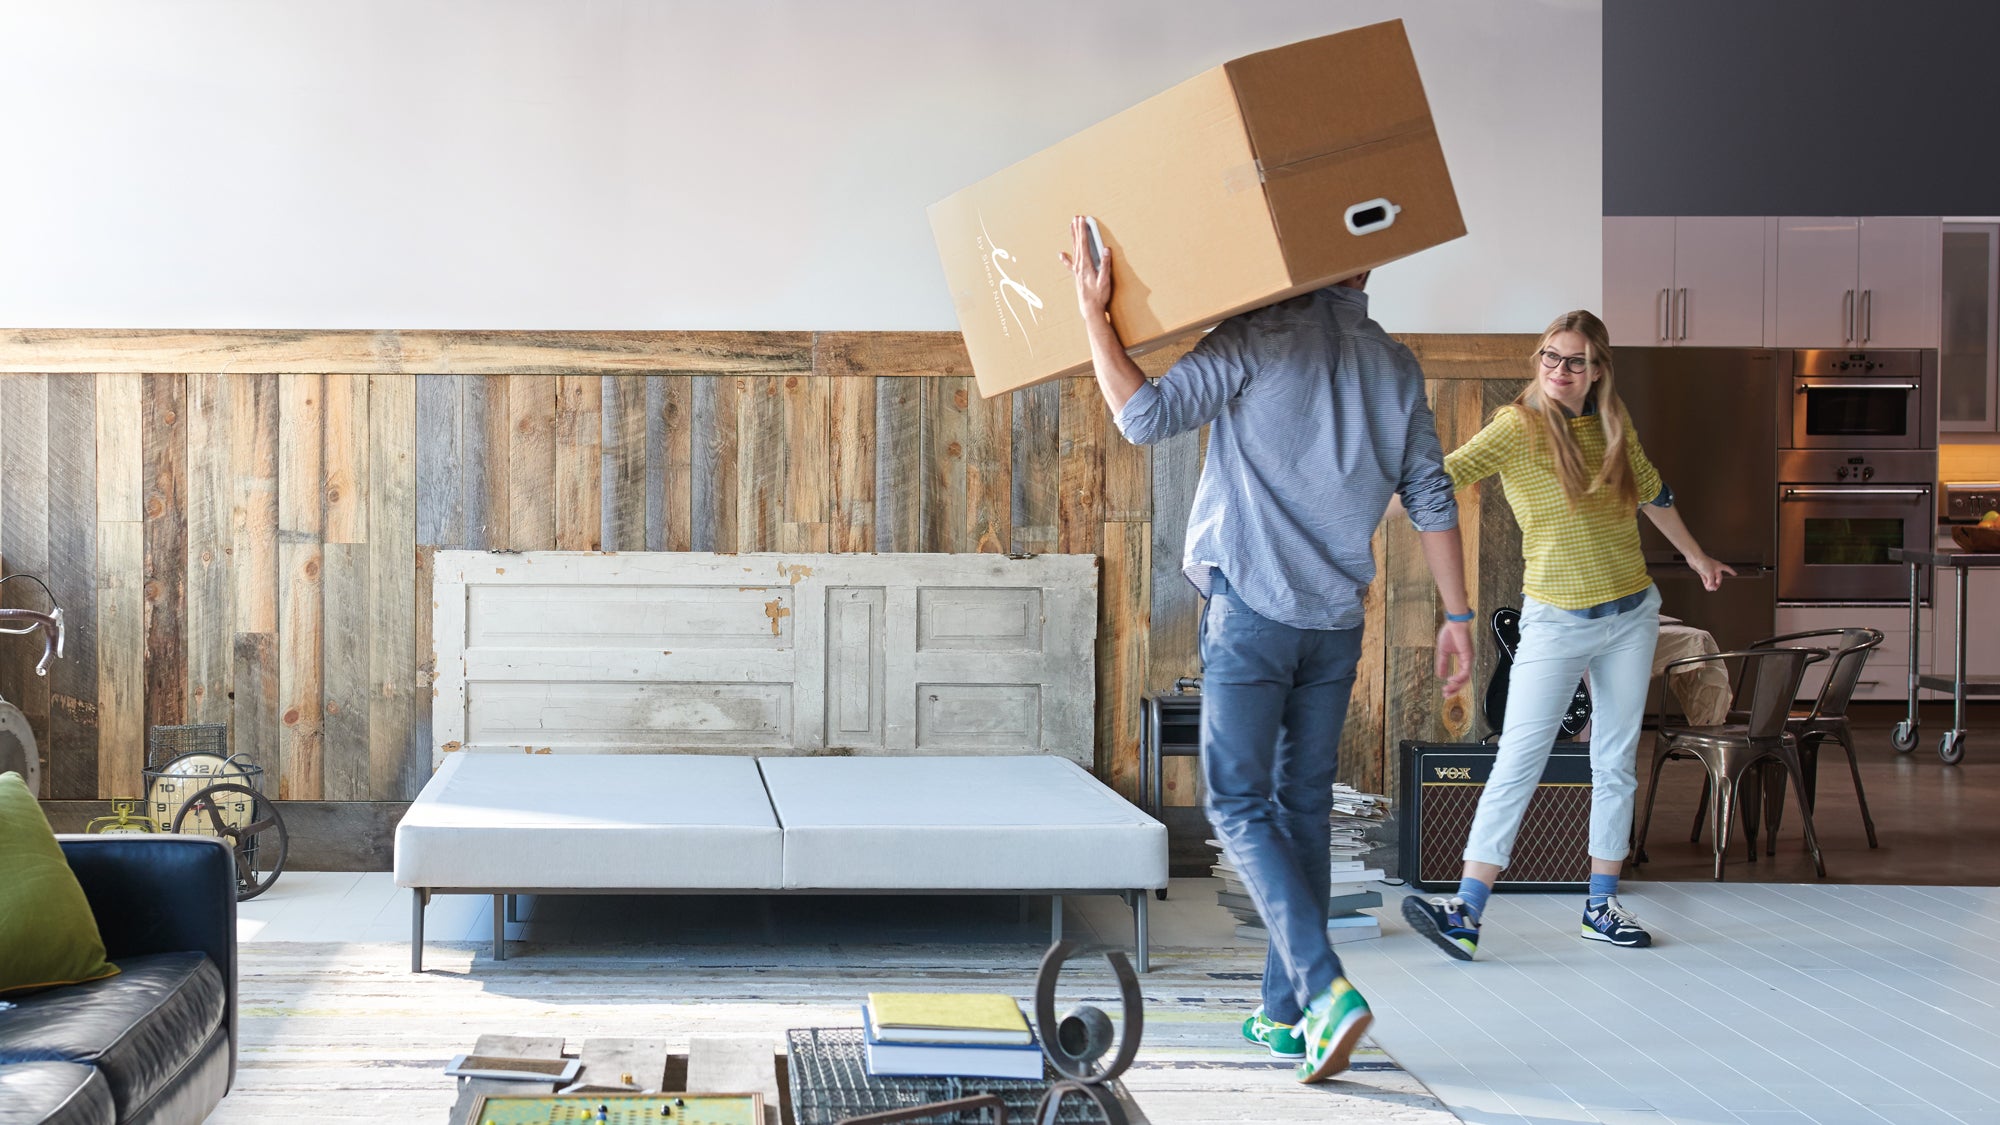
[1928, 566, 2000, 689]
[1773, 217, 1941, 348]
[1940, 222, 1999, 431]
[1774, 605, 1930, 704]
[1602, 217, 1764, 347]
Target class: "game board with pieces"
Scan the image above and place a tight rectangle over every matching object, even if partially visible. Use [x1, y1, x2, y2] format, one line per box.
[468, 1092, 762, 1125]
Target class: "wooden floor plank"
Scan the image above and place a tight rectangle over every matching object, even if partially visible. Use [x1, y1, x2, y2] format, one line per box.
[1009, 380, 1060, 555]
[45, 375, 98, 798]
[95, 522, 145, 800]
[184, 373, 232, 729]
[690, 376, 738, 552]
[508, 375, 556, 551]
[142, 373, 188, 738]
[369, 374, 419, 801]
[554, 374, 601, 551]
[872, 376, 926, 553]
[658, 375, 693, 552]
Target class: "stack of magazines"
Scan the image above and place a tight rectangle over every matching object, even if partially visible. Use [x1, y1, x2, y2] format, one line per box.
[1213, 782, 1390, 944]
[860, 991, 1043, 1079]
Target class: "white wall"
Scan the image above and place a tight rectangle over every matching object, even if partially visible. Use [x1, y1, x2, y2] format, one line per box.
[0, 0, 1600, 332]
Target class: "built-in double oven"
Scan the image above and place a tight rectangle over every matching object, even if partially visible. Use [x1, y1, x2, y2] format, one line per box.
[1777, 347, 1937, 604]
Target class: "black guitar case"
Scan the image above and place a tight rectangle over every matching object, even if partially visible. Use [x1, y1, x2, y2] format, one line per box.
[1482, 606, 1592, 741]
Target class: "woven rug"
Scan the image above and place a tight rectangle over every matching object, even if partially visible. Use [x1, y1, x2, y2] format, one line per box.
[215, 938, 1460, 1124]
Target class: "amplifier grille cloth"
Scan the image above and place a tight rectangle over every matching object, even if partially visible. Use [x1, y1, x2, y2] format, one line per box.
[1417, 783, 1593, 885]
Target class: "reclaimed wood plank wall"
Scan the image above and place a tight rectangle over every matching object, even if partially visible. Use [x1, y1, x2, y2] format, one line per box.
[0, 330, 1531, 812]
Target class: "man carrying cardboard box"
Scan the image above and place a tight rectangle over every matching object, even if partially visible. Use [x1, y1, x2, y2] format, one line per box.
[1063, 216, 1473, 1084]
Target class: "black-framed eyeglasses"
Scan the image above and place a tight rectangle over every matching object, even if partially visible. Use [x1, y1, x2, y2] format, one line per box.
[1537, 348, 1592, 376]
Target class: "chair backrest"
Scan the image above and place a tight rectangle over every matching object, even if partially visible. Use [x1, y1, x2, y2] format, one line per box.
[1810, 628, 1886, 721]
[1734, 647, 1829, 739]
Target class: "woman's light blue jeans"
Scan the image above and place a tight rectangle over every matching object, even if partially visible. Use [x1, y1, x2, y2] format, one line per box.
[1200, 573, 1362, 1024]
[1464, 586, 1662, 869]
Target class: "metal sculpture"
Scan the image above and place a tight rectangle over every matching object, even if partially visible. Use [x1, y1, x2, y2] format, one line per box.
[1030, 941, 1143, 1125]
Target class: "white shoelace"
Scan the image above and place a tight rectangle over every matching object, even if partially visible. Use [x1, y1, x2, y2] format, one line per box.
[1597, 896, 1643, 929]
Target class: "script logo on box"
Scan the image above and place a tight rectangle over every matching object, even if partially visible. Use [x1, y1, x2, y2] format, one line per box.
[1432, 766, 1473, 781]
[977, 214, 1043, 355]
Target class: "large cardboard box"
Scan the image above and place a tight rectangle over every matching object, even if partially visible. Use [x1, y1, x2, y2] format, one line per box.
[929, 19, 1464, 398]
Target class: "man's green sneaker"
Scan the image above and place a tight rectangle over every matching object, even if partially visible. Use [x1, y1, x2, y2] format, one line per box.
[1294, 976, 1373, 1083]
[1241, 1006, 1306, 1059]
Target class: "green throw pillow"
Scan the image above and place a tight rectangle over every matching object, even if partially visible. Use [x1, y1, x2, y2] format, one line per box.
[0, 770, 118, 995]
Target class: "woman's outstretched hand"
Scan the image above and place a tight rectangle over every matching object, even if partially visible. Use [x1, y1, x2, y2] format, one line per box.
[1689, 554, 1736, 592]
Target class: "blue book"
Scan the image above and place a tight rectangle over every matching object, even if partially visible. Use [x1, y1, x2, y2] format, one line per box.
[861, 1009, 1045, 1080]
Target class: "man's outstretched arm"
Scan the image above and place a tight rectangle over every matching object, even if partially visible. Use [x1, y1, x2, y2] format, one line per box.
[1420, 526, 1475, 698]
[1062, 215, 1147, 414]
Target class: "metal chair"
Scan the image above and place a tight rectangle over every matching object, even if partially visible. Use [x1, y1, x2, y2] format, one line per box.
[1691, 628, 1884, 854]
[1636, 646, 1830, 881]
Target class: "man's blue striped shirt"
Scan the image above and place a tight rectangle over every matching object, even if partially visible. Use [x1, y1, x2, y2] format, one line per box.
[1113, 285, 1458, 631]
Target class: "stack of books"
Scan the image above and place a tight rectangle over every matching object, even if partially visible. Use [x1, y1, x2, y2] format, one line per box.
[1212, 782, 1391, 945]
[860, 991, 1043, 1079]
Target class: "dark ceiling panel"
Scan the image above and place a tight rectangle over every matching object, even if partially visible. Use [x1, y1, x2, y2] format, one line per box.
[1606, 0, 2000, 215]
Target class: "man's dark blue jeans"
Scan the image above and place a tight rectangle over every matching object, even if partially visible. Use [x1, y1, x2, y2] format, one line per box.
[1200, 571, 1362, 1024]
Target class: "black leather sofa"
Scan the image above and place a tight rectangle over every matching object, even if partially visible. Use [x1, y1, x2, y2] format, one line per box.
[0, 836, 236, 1125]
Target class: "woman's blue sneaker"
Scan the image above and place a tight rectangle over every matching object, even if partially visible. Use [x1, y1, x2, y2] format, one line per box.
[1402, 894, 1480, 961]
[1581, 896, 1652, 947]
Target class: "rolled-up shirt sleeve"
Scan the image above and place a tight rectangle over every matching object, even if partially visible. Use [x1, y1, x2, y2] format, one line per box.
[1397, 390, 1459, 532]
[1622, 407, 1672, 507]
[1113, 318, 1255, 446]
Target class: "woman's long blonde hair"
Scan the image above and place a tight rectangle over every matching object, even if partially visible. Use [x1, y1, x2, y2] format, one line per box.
[1511, 310, 1636, 507]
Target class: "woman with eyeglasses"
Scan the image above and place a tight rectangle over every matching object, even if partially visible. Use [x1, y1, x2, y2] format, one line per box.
[1402, 310, 1732, 959]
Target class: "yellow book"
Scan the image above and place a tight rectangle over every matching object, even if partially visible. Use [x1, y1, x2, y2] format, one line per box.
[865, 992, 1032, 1045]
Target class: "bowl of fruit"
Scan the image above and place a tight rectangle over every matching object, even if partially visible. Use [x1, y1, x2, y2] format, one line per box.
[1952, 510, 2000, 553]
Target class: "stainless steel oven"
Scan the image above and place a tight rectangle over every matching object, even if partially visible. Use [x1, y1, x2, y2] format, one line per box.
[1777, 451, 1936, 602]
[1785, 349, 1937, 451]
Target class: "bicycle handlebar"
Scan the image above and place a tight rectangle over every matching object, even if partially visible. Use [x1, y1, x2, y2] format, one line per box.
[0, 606, 65, 677]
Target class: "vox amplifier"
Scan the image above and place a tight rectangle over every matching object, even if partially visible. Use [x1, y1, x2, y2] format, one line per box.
[1397, 740, 1593, 892]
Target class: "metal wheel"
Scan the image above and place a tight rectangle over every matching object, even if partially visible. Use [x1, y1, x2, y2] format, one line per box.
[171, 782, 288, 899]
[1939, 731, 1967, 766]
[1891, 721, 1919, 753]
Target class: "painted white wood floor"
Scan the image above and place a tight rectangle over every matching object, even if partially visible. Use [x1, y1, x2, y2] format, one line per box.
[1338, 881, 2000, 1125]
[236, 877, 2000, 1124]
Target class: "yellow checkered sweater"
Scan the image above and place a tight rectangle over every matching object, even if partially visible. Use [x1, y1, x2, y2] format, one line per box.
[1444, 403, 1663, 611]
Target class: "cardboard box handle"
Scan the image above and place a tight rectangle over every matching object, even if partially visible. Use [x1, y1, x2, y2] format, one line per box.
[1344, 198, 1402, 236]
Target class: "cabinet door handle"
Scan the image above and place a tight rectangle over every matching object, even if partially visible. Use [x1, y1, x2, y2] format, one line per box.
[1844, 289, 1855, 343]
[1659, 288, 1670, 342]
[1678, 288, 1688, 340]
[1862, 288, 1873, 343]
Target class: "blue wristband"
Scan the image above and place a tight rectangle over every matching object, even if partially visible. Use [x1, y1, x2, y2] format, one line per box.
[1445, 609, 1475, 623]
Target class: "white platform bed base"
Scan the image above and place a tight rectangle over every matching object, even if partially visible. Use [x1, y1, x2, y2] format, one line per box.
[395, 752, 1169, 972]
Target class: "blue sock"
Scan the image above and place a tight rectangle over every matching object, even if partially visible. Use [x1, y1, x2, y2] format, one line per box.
[1455, 877, 1491, 922]
[1588, 872, 1618, 909]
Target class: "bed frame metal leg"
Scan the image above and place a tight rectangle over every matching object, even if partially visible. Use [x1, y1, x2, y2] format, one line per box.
[493, 893, 507, 961]
[1132, 890, 1150, 974]
[411, 889, 427, 973]
[1050, 894, 1063, 944]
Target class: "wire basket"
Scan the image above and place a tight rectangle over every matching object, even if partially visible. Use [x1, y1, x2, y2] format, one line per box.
[146, 723, 232, 771]
[785, 1028, 1114, 1125]
[142, 725, 262, 840]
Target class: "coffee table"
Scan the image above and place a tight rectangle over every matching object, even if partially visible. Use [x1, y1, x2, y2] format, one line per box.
[447, 1034, 783, 1125]
[446, 1031, 1148, 1125]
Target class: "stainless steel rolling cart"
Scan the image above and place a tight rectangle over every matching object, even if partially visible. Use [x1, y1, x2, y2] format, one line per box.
[1889, 547, 2000, 764]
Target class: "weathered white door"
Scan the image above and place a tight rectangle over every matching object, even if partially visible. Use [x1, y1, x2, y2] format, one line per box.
[430, 552, 1099, 765]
